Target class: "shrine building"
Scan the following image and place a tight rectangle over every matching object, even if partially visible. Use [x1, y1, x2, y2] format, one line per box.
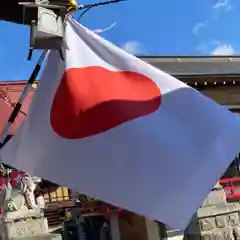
[0, 55, 240, 240]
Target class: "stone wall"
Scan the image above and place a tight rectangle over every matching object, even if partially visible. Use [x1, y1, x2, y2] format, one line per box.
[185, 183, 240, 240]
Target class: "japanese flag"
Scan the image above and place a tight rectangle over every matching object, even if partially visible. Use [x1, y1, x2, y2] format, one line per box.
[1, 16, 240, 229]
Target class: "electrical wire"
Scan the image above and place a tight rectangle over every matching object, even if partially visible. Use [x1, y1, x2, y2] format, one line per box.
[77, 7, 92, 21]
[76, 0, 126, 21]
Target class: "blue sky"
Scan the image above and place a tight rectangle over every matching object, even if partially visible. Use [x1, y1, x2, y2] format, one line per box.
[0, 0, 239, 80]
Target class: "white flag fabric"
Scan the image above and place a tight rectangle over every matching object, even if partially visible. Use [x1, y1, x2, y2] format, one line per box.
[1, 16, 240, 229]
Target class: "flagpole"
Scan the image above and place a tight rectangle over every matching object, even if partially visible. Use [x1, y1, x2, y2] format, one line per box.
[0, 50, 47, 149]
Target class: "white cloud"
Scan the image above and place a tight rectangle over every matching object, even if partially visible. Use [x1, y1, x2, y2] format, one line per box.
[193, 22, 206, 35]
[121, 41, 143, 55]
[211, 44, 235, 55]
[213, 0, 232, 11]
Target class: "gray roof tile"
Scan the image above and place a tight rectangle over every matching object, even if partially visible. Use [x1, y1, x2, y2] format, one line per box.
[139, 56, 240, 76]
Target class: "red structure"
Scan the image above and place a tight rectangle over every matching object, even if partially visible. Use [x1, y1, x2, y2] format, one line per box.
[0, 170, 25, 191]
[0, 81, 34, 135]
[219, 178, 240, 200]
[0, 178, 8, 191]
[10, 169, 25, 186]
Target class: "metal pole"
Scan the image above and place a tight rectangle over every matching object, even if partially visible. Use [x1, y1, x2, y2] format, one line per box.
[0, 51, 47, 149]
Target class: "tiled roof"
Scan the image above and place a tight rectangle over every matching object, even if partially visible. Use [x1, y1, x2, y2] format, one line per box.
[139, 56, 240, 76]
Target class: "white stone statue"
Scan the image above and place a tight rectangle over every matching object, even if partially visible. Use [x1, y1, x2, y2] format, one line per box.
[17, 173, 42, 209]
[0, 172, 42, 213]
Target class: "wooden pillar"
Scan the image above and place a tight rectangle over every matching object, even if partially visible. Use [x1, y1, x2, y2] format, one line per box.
[118, 212, 166, 240]
[145, 218, 163, 240]
[110, 210, 121, 240]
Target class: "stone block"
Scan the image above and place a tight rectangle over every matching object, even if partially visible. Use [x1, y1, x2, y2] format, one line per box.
[185, 186, 240, 240]
[199, 218, 215, 231]
[201, 228, 234, 240]
[11, 233, 62, 240]
[0, 217, 49, 240]
[197, 203, 240, 218]
[215, 216, 226, 228]
[211, 231, 224, 240]
[226, 213, 239, 226]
